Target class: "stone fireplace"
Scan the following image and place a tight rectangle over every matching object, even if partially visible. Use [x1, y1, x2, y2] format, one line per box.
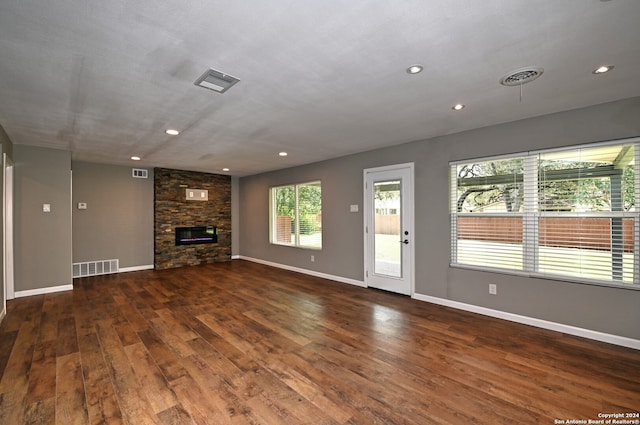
[154, 168, 231, 269]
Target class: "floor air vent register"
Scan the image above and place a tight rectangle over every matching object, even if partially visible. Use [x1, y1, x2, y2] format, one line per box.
[72, 259, 119, 278]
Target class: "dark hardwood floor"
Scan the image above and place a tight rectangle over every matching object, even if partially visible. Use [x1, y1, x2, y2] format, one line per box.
[0, 260, 638, 424]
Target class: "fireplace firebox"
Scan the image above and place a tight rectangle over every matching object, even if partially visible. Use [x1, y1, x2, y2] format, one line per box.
[175, 226, 218, 246]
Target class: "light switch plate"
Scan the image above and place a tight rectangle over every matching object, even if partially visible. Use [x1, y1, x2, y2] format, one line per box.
[43, 203, 51, 213]
[350, 204, 359, 213]
[78, 202, 87, 210]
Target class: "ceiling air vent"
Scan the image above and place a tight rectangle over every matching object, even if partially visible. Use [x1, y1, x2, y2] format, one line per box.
[132, 168, 148, 178]
[499, 66, 544, 86]
[194, 68, 240, 93]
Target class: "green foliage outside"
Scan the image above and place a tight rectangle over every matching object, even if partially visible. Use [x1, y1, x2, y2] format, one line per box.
[457, 155, 635, 213]
[275, 183, 321, 235]
[275, 185, 295, 216]
[374, 181, 401, 201]
[456, 158, 524, 212]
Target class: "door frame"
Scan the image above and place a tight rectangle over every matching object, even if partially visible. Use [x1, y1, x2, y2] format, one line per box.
[363, 162, 415, 295]
[3, 153, 14, 309]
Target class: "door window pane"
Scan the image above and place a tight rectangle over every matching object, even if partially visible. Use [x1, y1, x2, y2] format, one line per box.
[374, 180, 401, 277]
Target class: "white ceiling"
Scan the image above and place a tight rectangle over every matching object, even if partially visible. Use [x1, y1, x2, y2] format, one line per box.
[1, 0, 639, 176]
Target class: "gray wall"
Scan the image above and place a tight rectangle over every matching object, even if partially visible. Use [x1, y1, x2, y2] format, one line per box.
[15, 145, 72, 291]
[0, 124, 13, 159]
[72, 161, 154, 268]
[239, 96, 640, 340]
[0, 124, 14, 310]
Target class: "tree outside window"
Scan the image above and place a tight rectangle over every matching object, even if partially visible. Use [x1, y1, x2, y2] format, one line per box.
[271, 182, 322, 249]
[451, 142, 638, 285]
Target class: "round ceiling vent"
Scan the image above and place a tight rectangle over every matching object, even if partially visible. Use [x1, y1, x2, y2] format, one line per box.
[499, 66, 544, 86]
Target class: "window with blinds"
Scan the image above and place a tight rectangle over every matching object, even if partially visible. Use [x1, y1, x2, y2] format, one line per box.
[450, 139, 639, 287]
[270, 181, 322, 249]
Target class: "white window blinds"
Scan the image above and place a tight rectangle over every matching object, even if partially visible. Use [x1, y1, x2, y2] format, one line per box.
[451, 156, 526, 272]
[450, 140, 640, 287]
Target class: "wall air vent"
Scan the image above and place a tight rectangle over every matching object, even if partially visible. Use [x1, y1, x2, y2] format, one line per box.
[132, 168, 148, 178]
[194, 68, 240, 93]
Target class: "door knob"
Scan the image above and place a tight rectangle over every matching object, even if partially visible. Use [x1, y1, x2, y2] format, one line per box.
[402, 239, 409, 244]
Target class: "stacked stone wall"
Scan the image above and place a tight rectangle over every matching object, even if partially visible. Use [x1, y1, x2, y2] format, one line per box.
[154, 168, 231, 269]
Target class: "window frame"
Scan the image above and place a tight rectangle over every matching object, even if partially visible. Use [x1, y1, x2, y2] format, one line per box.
[449, 138, 640, 290]
[269, 180, 322, 250]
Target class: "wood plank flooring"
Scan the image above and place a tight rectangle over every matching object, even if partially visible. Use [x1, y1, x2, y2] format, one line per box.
[1, 260, 639, 424]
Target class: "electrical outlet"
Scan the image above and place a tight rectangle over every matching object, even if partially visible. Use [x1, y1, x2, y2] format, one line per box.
[311, 255, 315, 262]
[489, 284, 497, 295]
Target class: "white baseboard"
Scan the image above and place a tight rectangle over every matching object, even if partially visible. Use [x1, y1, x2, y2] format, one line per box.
[12, 265, 153, 299]
[231, 255, 241, 260]
[15, 284, 74, 298]
[237, 256, 366, 288]
[413, 293, 640, 350]
[119, 264, 154, 273]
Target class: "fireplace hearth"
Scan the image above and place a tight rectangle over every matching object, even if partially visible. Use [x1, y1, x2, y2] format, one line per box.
[175, 226, 218, 246]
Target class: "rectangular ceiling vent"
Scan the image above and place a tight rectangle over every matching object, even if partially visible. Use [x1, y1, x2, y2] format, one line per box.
[132, 168, 148, 178]
[194, 68, 240, 93]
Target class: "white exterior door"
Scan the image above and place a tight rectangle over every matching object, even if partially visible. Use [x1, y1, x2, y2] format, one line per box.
[364, 163, 414, 295]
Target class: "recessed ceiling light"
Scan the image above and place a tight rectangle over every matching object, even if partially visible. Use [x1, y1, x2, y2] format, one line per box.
[222, 168, 230, 172]
[452, 104, 465, 111]
[279, 152, 288, 157]
[593, 65, 614, 74]
[406, 65, 423, 75]
[165, 129, 180, 135]
[131, 156, 141, 161]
